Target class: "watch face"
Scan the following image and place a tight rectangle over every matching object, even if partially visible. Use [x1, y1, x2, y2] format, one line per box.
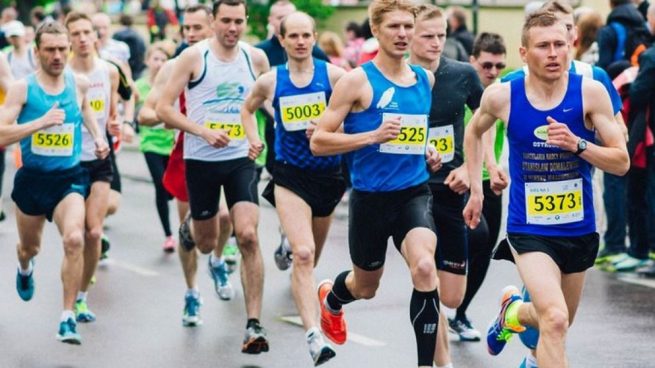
[579, 140, 587, 150]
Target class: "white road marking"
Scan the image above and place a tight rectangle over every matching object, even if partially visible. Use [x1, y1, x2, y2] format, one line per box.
[101, 258, 159, 277]
[278, 315, 386, 347]
[616, 273, 655, 289]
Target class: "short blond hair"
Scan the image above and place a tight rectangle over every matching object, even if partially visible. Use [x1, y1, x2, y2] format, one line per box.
[521, 10, 560, 46]
[368, 0, 417, 28]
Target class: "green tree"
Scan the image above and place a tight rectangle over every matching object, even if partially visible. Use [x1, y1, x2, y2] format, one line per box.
[247, 0, 334, 41]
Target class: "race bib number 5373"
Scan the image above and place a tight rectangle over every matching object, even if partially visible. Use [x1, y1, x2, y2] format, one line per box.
[525, 178, 583, 225]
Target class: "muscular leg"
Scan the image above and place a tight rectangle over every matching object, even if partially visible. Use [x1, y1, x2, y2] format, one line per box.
[106, 190, 121, 216]
[80, 181, 110, 293]
[52, 193, 87, 310]
[16, 209, 46, 271]
[213, 199, 232, 259]
[231, 202, 263, 319]
[176, 199, 197, 289]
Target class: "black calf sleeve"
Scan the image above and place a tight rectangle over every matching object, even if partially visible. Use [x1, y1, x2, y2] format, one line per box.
[410, 288, 440, 367]
[326, 271, 356, 311]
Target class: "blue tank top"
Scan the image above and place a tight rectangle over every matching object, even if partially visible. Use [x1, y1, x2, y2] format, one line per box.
[18, 70, 83, 171]
[507, 73, 596, 236]
[272, 59, 339, 170]
[344, 62, 431, 192]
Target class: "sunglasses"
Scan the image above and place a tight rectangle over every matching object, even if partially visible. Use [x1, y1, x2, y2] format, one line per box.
[481, 62, 506, 70]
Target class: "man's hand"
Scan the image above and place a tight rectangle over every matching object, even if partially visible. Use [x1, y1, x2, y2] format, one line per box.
[444, 165, 469, 194]
[107, 119, 121, 137]
[122, 122, 135, 143]
[201, 128, 230, 148]
[372, 117, 400, 144]
[425, 146, 442, 172]
[306, 120, 317, 140]
[463, 192, 483, 229]
[248, 138, 264, 160]
[487, 165, 509, 195]
[94, 138, 110, 159]
[546, 116, 578, 152]
[40, 102, 65, 129]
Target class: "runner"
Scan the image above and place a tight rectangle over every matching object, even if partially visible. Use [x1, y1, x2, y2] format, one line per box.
[0, 51, 14, 221]
[156, 0, 272, 353]
[0, 21, 109, 344]
[463, 10, 629, 367]
[4, 20, 38, 79]
[65, 11, 120, 323]
[241, 11, 345, 366]
[310, 1, 443, 366]
[138, 4, 234, 326]
[408, 5, 483, 367]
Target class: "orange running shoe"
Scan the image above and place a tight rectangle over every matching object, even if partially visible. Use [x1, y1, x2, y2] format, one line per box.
[317, 279, 347, 345]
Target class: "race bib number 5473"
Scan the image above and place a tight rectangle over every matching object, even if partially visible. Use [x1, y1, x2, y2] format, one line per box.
[379, 113, 427, 155]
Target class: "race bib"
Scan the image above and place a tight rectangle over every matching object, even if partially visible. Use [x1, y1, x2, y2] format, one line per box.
[88, 93, 106, 117]
[525, 178, 583, 225]
[204, 112, 245, 145]
[428, 125, 454, 163]
[279, 91, 326, 131]
[31, 124, 74, 157]
[379, 113, 427, 155]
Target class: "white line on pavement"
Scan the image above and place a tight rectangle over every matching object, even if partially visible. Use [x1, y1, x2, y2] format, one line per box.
[616, 273, 655, 289]
[101, 258, 159, 277]
[278, 315, 387, 347]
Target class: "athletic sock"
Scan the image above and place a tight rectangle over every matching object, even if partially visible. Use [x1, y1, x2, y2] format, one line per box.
[246, 318, 260, 329]
[210, 253, 224, 268]
[436, 363, 454, 368]
[76, 291, 88, 302]
[185, 288, 199, 298]
[18, 261, 33, 276]
[305, 326, 321, 341]
[524, 353, 539, 368]
[325, 271, 355, 313]
[61, 310, 75, 322]
[410, 288, 440, 367]
[504, 299, 524, 329]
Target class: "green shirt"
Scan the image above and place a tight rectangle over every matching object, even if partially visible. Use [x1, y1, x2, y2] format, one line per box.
[463, 106, 505, 181]
[136, 77, 175, 156]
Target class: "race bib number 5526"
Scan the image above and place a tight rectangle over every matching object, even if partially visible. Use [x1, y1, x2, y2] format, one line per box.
[379, 113, 428, 155]
[31, 124, 74, 157]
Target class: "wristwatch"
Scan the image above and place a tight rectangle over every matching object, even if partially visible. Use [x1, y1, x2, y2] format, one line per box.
[574, 138, 588, 155]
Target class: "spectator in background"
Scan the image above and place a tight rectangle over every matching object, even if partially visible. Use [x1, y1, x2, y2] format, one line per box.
[147, 0, 179, 43]
[113, 14, 147, 79]
[92, 13, 131, 67]
[343, 21, 364, 68]
[3, 20, 37, 80]
[23, 25, 34, 45]
[356, 18, 378, 64]
[319, 31, 351, 70]
[29, 6, 51, 29]
[634, 0, 651, 20]
[447, 6, 475, 55]
[575, 10, 604, 64]
[0, 7, 17, 50]
[597, 0, 650, 73]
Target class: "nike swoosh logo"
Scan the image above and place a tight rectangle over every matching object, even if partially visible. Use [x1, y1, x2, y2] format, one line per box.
[563, 108, 573, 112]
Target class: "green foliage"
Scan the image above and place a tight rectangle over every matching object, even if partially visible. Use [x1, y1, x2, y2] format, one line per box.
[246, 0, 334, 41]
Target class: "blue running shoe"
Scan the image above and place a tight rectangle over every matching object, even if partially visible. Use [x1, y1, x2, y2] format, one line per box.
[519, 286, 539, 350]
[57, 318, 82, 345]
[182, 294, 202, 327]
[74, 299, 97, 323]
[487, 285, 525, 356]
[208, 257, 234, 300]
[16, 260, 35, 301]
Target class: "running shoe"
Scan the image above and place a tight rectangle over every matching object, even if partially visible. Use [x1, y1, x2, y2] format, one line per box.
[274, 234, 292, 271]
[486, 285, 525, 356]
[0, 210, 5, 221]
[56, 318, 82, 345]
[162, 236, 176, 253]
[518, 286, 539, 350]
[99, 234, 111, 262]
[208, 257, 235, 300]
[16, 260, 35, 301]
[649, 251, 655, 261]
[178, 214, 195, 251]
[594, 248, 623, 265]
[448, 315, 481, 342]
[318, 279, 347, 345]
[223, 237, 239, 274]
[74, 299, 97, 323]
[241, 321, 269, 354]
[307, 329, 336, 366]
[182, 294, 202, 327]
[608, 255, 649, 272]
[637, 263, 655, 277]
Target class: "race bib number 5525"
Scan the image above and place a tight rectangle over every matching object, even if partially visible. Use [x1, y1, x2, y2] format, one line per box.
[379, 113, 427, 155]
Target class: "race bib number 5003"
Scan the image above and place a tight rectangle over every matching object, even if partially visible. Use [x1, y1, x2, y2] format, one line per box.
[379, 113, 428, 155]
[279, 92, 326, 131]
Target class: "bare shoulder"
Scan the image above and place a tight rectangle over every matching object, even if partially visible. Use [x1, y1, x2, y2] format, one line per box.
[248, 46, 270, 74]
[6, 78, 28, 100]
[74, 72, 90, 92]
[581, 77, 607, 99]
[254, 69, 276, 96]
[420, 66, 435, 87]
[482, 82, 510, 110]
[326, 63, 347, 81]
[338, 67, 367, 88]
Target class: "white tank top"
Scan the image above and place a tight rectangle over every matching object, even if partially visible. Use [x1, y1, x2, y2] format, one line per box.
[7, 48, 37, 80]
[81, 59, 111, 162]
[183, 40, 256, 161]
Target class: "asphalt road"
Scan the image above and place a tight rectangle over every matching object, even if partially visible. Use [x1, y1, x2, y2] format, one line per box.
[0, 147, 653, 368]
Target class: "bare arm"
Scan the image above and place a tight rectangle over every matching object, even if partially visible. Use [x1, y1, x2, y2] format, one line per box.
[138, 61, 173, 127]
[107, 63, 121, 136]
[0, 53, 13, 94]
[77, 76, 108, 159]
[0, 80, 52, 146]
[241, 71, 274, 159]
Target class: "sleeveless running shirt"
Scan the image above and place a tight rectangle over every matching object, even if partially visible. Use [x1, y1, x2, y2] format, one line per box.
[272, 59, 339, 170]
[81, 59, 111, 162]
[184, 40, 256, 162]
[344, 62, 431, 192]
[7, 49, 37, 80]
[507, 73, 596, 236]
[18, 70, 82, 171]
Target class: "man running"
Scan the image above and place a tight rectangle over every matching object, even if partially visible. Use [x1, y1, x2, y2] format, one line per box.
[139, 4, 234, 327]
[0, 21, 109, 344]
[463, 10, 629, 367]
[310, 1, 442, 366]
[241, 11, 345, 366]
[408, 5, 483, 367]
[156, 0, 271, 354]
[66, 11, 120, 324]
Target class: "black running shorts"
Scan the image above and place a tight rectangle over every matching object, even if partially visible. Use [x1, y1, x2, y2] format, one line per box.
[430, 183, 468, 275]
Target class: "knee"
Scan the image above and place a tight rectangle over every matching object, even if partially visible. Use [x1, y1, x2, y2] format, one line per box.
[410, 257, 437, 287]
[235, 227, 258, 251]
[440, 291, 464, 309]
[194, 233, 216, 254]
[540, 307, 569, 337]
[352, 281, 379, 300]
[292, 245, 314, 268]
[63, 230, 84, 256]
